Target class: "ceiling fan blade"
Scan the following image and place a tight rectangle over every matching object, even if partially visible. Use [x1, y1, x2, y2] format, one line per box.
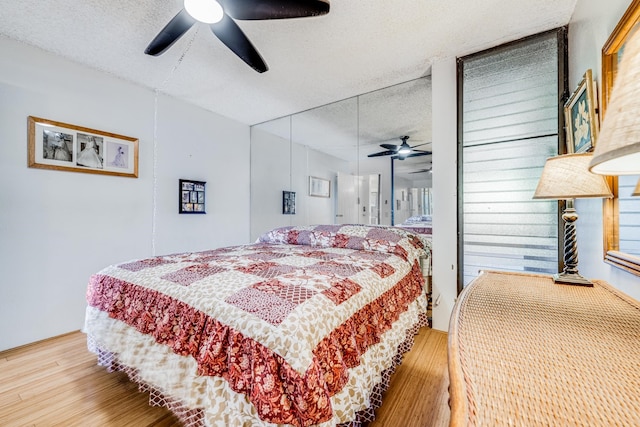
[368, 150, 396, 158]
[410, 149, 432, 154]
[145, 9, 196, 56]
[409, 143, 429, 149]
[210, 14, 268, 73]
[380, 143, 400, 151]
[221, 0, 330, 20]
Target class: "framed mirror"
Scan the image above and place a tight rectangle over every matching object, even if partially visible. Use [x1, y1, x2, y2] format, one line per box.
[601, 0, 640, 275]
[249, 77, 433, 240]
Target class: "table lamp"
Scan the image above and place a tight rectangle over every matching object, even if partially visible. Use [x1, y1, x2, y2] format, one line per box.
[590, 24, 640, 175]
[534, 153, 613, 286]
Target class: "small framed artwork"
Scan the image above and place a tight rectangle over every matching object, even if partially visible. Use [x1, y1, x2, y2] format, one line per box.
[564, 69, 599, 153]
[179, 179, 206, 214]
[283, 191, 296, 214]
[309, 176, 330, 198]
[27, 116, 138, 177]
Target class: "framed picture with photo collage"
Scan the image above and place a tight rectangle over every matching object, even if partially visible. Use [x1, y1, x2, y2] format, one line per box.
[179, 179, 206, 214]
[27, 116, 138, 178]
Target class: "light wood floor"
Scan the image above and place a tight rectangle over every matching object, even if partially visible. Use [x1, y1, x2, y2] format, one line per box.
[0, 328, 450, 427]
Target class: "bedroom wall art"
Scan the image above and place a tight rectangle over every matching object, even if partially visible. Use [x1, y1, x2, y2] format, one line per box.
[27, 116, 138, 177]
[309, 176, 330, 197]
[564, 69, 599, 154]
[179, 179, 206, 214]
[282, 190, 296, 214]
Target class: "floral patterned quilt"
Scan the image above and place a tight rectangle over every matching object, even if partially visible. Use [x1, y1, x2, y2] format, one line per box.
[84, 225, 430, 426]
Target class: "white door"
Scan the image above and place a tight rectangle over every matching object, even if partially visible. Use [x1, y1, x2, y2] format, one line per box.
[335, 173, 359, 224]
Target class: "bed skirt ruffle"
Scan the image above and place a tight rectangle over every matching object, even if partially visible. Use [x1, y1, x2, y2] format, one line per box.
[87, 311, 429, 427]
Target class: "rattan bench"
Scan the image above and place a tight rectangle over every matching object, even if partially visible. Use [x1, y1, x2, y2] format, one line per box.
[448, 270, 640, 426]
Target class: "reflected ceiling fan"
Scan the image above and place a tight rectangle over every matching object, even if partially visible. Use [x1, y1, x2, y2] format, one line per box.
[368, 136, 432, 160]
[409, 168, 432, 174]
[145, 0, 330, 73]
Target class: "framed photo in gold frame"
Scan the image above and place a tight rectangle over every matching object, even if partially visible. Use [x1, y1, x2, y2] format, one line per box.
[564, 69, 598, 153]
[28, 116, 139, 178]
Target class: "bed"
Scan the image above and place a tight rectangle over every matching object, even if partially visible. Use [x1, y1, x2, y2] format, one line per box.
[84, 224, 431, 426]
[397, 215, 432, 237]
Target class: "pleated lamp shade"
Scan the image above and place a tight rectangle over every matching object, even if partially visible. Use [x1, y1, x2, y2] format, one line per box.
[535, 153, 613, 200]
[589, 27, 640, 175]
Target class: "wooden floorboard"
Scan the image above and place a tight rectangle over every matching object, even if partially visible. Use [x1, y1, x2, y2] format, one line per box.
[370, 329, 450, 427]
[0, 328, 450, 426]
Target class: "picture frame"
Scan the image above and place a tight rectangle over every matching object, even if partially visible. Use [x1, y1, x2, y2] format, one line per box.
[309, 176, 330, 198]
[601, 0, 640, 276]
[179, 179, 206, 214]
[564, 69, 599, 153]
[602, 0, 640, 115]
[282, 191, 296, 214]
[27, 116, 138, 178]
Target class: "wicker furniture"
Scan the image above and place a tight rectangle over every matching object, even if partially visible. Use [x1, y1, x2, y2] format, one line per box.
[448, 270, 640, 426]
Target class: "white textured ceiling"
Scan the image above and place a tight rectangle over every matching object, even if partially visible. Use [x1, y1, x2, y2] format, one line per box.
[0, 0, 577, 127]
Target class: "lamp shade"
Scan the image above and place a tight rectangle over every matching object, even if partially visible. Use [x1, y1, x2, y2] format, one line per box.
[589, 27, 640, 175]
[534, 153, 613, 199]
[633, 178, 640, 197]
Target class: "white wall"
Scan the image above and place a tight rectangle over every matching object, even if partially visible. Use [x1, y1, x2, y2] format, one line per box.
[0, 37, 250, 351]
[569, 0, 640, 300]
[430, 57, 459, 331]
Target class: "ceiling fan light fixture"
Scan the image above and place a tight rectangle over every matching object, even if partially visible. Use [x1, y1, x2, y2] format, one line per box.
[398, 143, 412, 155]
[184, 0, 224, 23]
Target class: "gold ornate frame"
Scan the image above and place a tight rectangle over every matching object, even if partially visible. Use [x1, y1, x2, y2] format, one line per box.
[601, 0, 640, 275]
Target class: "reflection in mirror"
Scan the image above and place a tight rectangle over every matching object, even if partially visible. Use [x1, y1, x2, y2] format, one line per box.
[619, 174, 640, 256]
[249, 76, 433, 240]
[359, 77, 432, 226]
[392, 155, 433, 224]
[600, 0, 640, 275]
[250, 116, 292, 240]
[291, 98, 359, 225]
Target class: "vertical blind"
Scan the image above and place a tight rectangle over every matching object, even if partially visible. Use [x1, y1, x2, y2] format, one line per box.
[460, 31, 563, 286]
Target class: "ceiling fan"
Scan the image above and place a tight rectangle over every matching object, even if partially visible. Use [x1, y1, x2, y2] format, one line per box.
[145, 0, 330, 73]
[408, 168, 432, 174]
[368, 136, 432, 160]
